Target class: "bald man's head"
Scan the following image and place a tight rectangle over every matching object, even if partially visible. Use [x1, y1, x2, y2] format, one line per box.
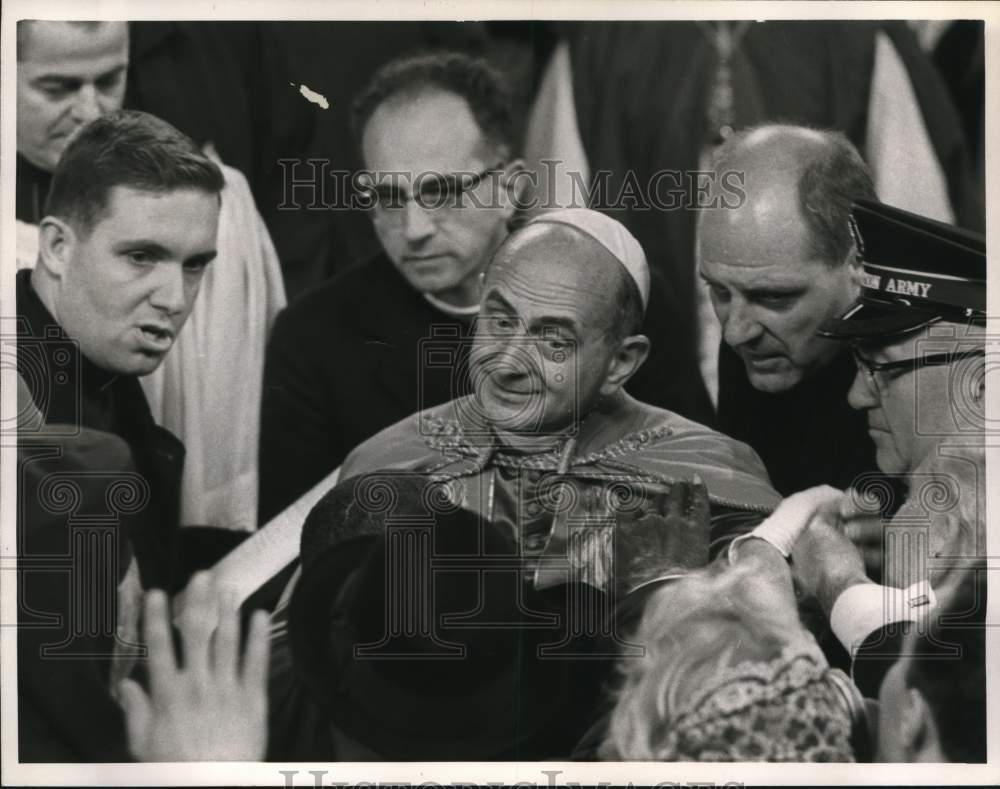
[710, 125, 876, 267]
[471, 221, 650, 437]
[697, 125, 874, 392]
[488, 222, 643, 341]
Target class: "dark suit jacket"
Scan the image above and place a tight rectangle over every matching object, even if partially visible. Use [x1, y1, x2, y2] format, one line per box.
[716, 342, 879, 496]
[17, 429, 138, 762]
[16, 270, 184, 592]
[258, 252, 714, 526]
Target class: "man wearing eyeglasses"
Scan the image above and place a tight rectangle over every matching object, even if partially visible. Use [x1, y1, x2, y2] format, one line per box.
[829, 203, 985, 481]
[256, 52, 520, 529]
[721, 200, 986, 722]
[817, 199, 986, 586]
[258, 51, 710, 530]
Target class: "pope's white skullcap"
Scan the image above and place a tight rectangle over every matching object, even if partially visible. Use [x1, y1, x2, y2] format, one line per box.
[525, 208, 651, 309]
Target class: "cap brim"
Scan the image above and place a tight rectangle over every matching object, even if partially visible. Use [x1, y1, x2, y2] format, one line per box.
[818, 300, 940, 340]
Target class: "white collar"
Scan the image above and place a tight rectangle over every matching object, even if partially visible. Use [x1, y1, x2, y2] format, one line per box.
[423, 292, 480, 317]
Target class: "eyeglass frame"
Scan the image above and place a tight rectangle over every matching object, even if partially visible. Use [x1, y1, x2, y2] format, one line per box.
[851, 345, 985, 393]
[358, 162, 507, 219]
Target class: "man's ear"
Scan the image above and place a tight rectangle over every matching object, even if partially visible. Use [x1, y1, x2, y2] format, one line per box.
[37, 216, 75, 279]
[845, 247, 864, 292]
[499, 158, 528, 215]
[600, 334, 651, 396]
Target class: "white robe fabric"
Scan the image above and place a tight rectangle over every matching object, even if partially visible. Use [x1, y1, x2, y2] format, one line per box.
[17, 159, 286, 532]
[140, 160, 286, 531]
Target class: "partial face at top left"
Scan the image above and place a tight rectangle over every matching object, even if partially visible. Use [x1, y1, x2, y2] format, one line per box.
[17, 21, 129, 172]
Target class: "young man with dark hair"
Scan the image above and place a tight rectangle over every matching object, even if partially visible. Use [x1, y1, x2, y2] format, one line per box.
[16, 20, 287, 533]
[18, 109, 224, 591]
[15, 109, 225, 763]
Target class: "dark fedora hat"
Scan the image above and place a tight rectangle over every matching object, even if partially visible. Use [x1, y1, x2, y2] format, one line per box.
[288, 471, 614, 761]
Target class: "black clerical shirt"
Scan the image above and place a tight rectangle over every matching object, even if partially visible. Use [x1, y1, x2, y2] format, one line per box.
[16, 269, 185, 591]
[716, 341, 880, 496]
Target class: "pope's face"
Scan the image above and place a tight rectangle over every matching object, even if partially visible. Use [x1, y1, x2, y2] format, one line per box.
[50, 186, 220, 376]
[698, 193, 860, 392]
[17, 21, 129, 172]
[469, 227, 621, 436]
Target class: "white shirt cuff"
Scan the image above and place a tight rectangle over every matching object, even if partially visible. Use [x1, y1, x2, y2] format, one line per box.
[830, 580, 937, 656]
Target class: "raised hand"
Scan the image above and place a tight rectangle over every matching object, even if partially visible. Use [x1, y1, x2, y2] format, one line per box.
[118, 572, 270, 761]
[614, 478, 711, 595]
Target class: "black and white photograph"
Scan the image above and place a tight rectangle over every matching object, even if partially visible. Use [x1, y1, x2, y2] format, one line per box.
[1, 1, 995, 785]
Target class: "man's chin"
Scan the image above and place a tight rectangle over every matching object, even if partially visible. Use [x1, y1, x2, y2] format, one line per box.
[873, 443, 911, 477]
[744, 366, 802, 393]
[118, 351, 169, 378]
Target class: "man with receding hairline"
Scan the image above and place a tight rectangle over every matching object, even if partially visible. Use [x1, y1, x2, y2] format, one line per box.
[258, 52, 714, 539]
[335, 208, 780, 595]
[471, 219, 648, 446]
[698, 124, 882, 496]
[258, 207, 779, 758]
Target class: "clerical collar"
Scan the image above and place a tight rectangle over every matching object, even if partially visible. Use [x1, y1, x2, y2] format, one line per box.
[423, 292, 480, 318]
[16, 269, 119, 394]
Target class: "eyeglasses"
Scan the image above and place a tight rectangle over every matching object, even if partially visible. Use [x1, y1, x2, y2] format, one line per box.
[852, 346, 985, 394]
[359, 163, 505, 220]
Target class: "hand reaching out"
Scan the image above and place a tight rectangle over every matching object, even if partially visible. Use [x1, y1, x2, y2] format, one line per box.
[614, 478, 711, 594]
[118, 572, 270, 761]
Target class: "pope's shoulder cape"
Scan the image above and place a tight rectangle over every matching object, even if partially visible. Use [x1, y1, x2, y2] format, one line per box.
[342, 394, 780, 513]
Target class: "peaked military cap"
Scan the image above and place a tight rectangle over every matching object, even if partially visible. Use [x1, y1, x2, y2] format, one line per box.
[820, 199, 986, 340]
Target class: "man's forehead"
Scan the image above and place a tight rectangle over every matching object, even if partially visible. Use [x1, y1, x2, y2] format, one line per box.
[20, 21, 128, 72]
[698, 208, 829, 283]
[492, 224, 615, 279]
[484, 225, 621, 323]
[698, 256, 820, 287]
[698, 169, 816, 266]
[362, 89, 490, 176]
[857, 330, 922, 361]
[85, 184, 220, 235]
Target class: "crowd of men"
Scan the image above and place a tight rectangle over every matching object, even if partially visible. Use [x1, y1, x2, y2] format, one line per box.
[12, 19, 989, 765]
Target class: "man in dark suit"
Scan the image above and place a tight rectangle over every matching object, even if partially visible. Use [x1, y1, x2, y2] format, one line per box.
[699, 126, 882, 496]
[785, 201, 986, 761]
[15, 110, 223, 762]
[17, 109, 224, 592]
[258, 51, 712, 527]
